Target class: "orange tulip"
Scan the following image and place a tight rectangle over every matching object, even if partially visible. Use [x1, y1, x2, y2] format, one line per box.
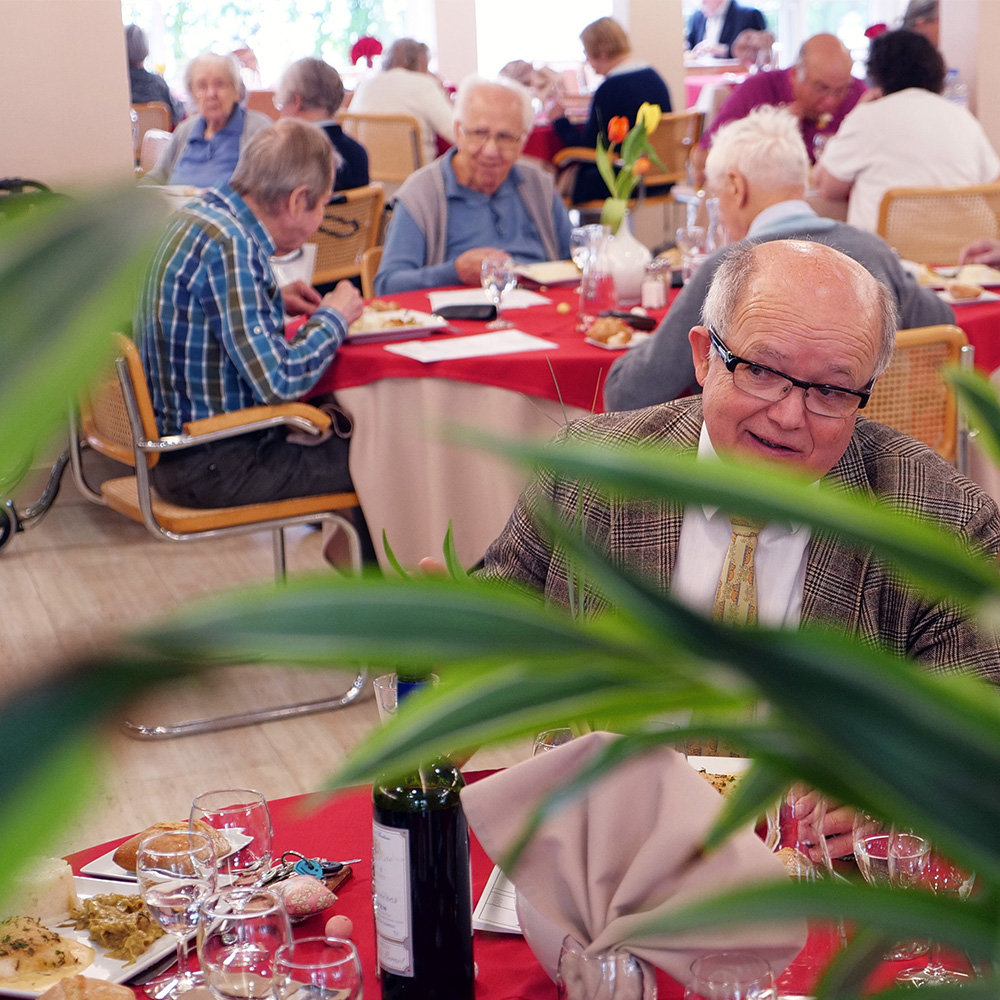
[607, 116, 630, 145]
[632, 156, 651, 177]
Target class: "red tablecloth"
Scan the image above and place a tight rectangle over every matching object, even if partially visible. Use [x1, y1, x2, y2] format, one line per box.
[684, 73, 740, 109]
[951, 299, 1000, 372]
[65, 775, 972, 999]
[523, 124, 564, 165]
[308, 286, 674, 413]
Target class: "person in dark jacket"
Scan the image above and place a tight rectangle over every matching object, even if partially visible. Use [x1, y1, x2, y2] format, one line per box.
[125, 23, 183, 126]
[686, 0, 767, 59]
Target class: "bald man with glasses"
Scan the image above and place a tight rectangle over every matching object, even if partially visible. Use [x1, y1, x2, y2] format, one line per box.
[374, 75, 572, 295]
[481, 239, 1000, 684]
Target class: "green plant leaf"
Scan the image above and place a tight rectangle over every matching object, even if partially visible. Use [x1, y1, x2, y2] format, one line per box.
[949, 364, 1000, 467]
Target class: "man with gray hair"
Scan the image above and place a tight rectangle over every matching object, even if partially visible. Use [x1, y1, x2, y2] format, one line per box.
[125, 24, 183, 125]
[604, 105, 952, 411]
[482, 238, 1000, 682]
[135, 119, 367, 527]
[375, 76, 572, 294]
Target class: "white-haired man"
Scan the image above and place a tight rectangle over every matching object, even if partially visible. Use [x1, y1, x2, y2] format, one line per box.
[604, 106, 952, 411]
[374, 76, 572, 295]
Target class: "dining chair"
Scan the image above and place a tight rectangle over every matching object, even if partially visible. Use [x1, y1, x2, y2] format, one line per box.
[337, 112, 424, 188]
[246, 89, 280, 121]
[307, 184, 384, 286]
[137, 128, 172, 176]
[68, 332, 369, 737]
[864, 324, 972, 474]
[360, 246, 383, 299]
[876, 183, 1000, 265]
[552, 109, 704, 214]
[131, 101, 172, 163]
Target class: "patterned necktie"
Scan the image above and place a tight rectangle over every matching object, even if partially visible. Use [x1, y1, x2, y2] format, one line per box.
[713, 518, 762, 626]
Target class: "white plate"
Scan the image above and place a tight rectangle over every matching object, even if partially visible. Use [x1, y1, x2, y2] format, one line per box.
[80, 830, 252, 882]
[345, 309, 449, 344]
[514, 260, 581, 286]
[686, 756, 752, 775]
[585, 331, 651, 351]
[935, 288, 1000, 305]
[0, 877, 178, 998]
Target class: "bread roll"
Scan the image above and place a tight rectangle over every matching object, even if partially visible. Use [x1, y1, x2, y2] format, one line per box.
[38, 975, 134, 1000]
[112, 820, 230, 872]
[948, 281, 983, 300]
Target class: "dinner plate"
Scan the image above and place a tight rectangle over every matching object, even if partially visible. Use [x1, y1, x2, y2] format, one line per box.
[935, 288, 1000, 305]
[514, 260, 581, 286]
[345, 309, 449, 344]
[0, 877, 178, 998]
[585, 331, 651, 351]
[686, 755, 752, 775]
[80, 830, 252, 882]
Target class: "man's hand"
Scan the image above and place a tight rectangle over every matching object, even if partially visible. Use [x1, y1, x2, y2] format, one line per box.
[822, 803, 857, 861]
[960, 238, 1000, 266]
[281, 280, 322, 317]
[321, 280, 364, 326]
[455, 248, 509, 286]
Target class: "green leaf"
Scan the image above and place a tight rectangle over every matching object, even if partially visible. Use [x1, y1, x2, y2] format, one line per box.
[949, 365, 1000, 467]
[442, 520, 468, 579]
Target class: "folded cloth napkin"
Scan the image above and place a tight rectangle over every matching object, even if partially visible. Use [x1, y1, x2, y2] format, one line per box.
[461, 731, 807, 990]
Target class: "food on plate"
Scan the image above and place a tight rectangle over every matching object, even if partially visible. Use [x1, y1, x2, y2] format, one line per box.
[272, 874, 337, 919]
[0, 916, 94, 990]
[586, 316, 632, 347]
[556, 301, 572, 314]
[955, 263, 1000, 286]
[914, 263, 943, 286]
[111, 819, 229, 872]
[38, 975, 135, 1000]
[774, 846, 815, 878]
[946, 280, 983, 300]
[348, 307, 428, 333]
[7, 858, 79, 923]
[366, 299, 400, 312]
[695, 770, 743, 796]
[64, 893, 164, 964]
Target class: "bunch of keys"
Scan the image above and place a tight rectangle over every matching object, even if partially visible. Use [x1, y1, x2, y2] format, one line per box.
[258, 850, 361, 886]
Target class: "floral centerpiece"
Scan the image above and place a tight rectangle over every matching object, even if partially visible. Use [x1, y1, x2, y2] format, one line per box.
[595, 102, 665, 234]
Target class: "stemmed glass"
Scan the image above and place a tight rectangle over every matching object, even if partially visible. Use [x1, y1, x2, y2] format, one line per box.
[851, 813, 928, 961]
[481, 256, 517, 330]
[683, 951, 775, 1000]
[198, 887, 293, 1000]
[557, 938, 650, 1000]
[675, 226, 710, 285]
[136, 830, 217, 1000]
[190, 788, 273, 887]
[892, 839, 975, 986]
[570, 224, 609, 271]
[273, 936, 363, 1000]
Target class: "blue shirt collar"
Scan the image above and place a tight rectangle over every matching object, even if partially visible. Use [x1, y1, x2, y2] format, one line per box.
[441, 147, 524, 201]
[748, 200, 837, 238]
[201, 183, 277, 257]
[191, 104, 246, 140]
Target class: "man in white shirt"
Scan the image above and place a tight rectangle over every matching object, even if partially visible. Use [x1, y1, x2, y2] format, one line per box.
[686, 0, 767, 59]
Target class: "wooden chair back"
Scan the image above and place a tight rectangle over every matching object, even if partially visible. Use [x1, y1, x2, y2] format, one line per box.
[876, 183, 1000, 265]
[138, 128, 172, 176]
[307, 185, 385, 286]
[361, 246, 383, 299]
[246, 90, 280, 121]
[338, 113, 424, 185]
[131, 101, 171, 161]
[864, 324, 971, 471]
[640, 109, 703, 192]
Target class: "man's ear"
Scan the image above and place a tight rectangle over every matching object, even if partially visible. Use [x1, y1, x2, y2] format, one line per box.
[689, 325, 713, 386]
[288, 185, 311, 215]
[729, 169, 750, 209]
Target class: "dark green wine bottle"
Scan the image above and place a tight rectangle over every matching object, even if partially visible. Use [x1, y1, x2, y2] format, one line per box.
[372, 760, 474, 1000]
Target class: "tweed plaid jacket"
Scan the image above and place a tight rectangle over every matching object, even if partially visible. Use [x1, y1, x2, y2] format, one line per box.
[481, 397, 1000, 683]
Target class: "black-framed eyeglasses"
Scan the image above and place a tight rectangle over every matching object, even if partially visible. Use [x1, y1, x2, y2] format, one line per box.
[458, 123, 524, 153]
[708, 327, 873, 418]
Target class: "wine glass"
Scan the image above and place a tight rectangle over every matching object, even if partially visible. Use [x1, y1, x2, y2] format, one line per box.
[273, 936, 363, 1000]
[136, 830, 217, 1000]
[570, 224, 609, 272]
[198, 887, 292, 1000]
[481, 256, 517, 330]
[675, 226, 710, 285]
[683, 951, 774, 1000]
[190, 788, 273, 886]
[893, 841, 975, 986]
[557, 938, 650, 1000]
[532, 728, 574, 756]
[851, 813, 928, 961]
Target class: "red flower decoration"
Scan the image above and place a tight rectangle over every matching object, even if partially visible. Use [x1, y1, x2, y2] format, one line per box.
[865, 23, 888, 39]
[607, 116, 629, 145]
[351, 36, 383, 68]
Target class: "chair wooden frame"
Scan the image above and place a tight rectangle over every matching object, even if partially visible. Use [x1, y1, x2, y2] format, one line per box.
[338, 112, 424, 185]
[131, 101, 171, 162]
[246, 89, 280, 121]
[307, 185, 384, 286]
[360, 246, 383, 299]
[138, 127, 172, 176]
[864, 324, 972, 474]
[68, 333, 368, 739]
[552, 109, 704, 212]
[876, 183, 1000, 265]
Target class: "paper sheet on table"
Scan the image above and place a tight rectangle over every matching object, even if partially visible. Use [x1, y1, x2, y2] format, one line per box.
[427, 288, 550, 311]
[383, 329, 558, 362]
[473, 865, 522, 934]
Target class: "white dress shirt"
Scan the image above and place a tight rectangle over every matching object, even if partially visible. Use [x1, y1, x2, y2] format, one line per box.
[702, 0, 732, 49]
[672, 424, 810, 627]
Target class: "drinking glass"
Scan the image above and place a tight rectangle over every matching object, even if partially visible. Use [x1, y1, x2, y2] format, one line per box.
[557, 938, 652, 1000]
[273, 936, 363, 1000]
[851, 813, 928, 961]
[532, 728, 575, 756]
[675, 226, 710, 285]
[136, 830, 217, 1000]
[684, 952, 774, 1000]
[570, 224, 610, 272]
[894, 842, 974, 987]
[190, 788, 273, 887]
[481, 256, 517, 329]
[198, 887, 292, 1000]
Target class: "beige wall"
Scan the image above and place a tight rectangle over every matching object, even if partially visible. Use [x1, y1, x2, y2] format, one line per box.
[613, 0, 685, 116]
[0, 0, 134, 191]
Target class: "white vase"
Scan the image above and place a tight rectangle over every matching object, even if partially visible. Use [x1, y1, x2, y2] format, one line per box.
[606, 211, 652, 308]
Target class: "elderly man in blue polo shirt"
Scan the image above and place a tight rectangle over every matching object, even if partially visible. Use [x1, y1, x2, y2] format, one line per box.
[374, 76, 573, 295]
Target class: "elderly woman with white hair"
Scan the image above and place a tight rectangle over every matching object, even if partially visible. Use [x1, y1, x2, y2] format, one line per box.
[142, 51, 272, 187]
[374, 75, 572, 295]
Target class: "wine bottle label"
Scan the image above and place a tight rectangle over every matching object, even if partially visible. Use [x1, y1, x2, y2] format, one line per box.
[372, 820, 414, 976]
